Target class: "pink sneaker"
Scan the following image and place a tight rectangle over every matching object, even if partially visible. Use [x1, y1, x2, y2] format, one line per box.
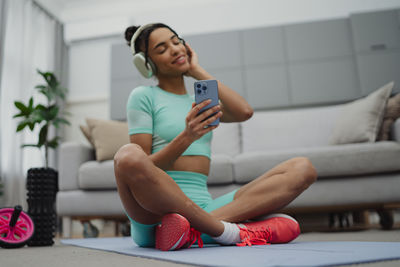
[155, 213, 203, 251]
[237, 213, 300, 247]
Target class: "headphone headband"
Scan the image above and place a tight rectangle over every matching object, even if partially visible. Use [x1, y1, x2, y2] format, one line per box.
[130, 23, 155, 55]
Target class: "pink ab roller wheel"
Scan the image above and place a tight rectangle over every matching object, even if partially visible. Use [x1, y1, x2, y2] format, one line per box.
[0, 205, 35, 248]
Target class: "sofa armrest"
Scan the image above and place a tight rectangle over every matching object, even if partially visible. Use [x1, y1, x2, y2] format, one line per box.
[392, 118, 400, 142]
[58, 142, 95, 191]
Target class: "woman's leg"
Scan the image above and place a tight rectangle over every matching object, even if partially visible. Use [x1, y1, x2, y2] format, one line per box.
[113, 143, 224, 237]
[210, 157, 318, 222]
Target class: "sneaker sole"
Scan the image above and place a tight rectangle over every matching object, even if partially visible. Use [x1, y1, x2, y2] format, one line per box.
[155, 213, 190, 251]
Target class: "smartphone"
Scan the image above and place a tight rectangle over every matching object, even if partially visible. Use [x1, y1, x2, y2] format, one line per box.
[194, 79, 220, 126]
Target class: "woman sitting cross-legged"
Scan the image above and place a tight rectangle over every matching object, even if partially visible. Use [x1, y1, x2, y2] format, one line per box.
[114, 23, 318, 251]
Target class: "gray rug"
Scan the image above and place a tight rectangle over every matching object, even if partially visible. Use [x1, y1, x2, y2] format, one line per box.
[61, 237, 400, 267]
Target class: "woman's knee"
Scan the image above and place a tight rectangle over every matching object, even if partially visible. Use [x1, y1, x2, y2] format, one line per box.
[289, 157, 318, 188]
[114, 143, 148, 178]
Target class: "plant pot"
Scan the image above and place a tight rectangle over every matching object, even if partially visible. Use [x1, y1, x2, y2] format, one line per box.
[26, 167, 58, 246]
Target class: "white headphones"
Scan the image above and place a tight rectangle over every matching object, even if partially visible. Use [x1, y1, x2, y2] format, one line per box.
[130, 23, 157, 78]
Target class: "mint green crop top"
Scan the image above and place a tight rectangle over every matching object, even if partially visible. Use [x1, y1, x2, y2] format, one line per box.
[127, 85, 212, 159]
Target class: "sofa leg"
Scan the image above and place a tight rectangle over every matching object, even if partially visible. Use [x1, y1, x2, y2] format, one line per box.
[62, 216, 72, 238]
[352, 210, 370, 227]
[376, 209, 394, 230]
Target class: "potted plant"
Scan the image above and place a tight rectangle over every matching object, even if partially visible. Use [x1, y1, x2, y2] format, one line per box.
[13, 69, 70, 246]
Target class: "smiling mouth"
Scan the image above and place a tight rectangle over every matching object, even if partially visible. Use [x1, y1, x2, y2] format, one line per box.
[172, 55, 186, 64]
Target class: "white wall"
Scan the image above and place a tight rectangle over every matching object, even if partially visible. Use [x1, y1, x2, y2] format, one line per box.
[65, 0, 400, 144]
[136, 0, 400, 36]
[65, 36, 119, 144]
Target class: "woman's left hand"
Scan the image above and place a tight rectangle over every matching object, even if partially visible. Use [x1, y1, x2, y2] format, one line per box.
[184, 43, 204, 79]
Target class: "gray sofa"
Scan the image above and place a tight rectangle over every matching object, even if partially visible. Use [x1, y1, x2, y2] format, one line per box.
[57, 102, 400, 237]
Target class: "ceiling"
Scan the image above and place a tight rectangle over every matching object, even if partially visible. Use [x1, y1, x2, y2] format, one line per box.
[34, 0, 218, 24]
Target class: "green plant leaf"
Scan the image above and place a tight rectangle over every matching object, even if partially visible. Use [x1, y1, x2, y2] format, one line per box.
[30, 110, 44, 124]
[37, 105, 57, 121]
[49, 73, 58, 88]
[37, 70, 56, 102]
[49, 105, 59, 119]
[36, 86, 53, 102]
[37, 69, 52, 83]
[38, 125, 48, 147]
[58, 86, 68, 100]
[28, 122, 36, 131]
[37, 69, 45, 76]
[13, 113, 25, 118]
[36, 104, 47, 111]
[53, 117, 70, 128]
[14, 101, 31, 115]
[28, 97, 34, 109]
[38, 105, 59, 121]
[16, 121, 29, 132]
[48, 136, 60, 149]
[35, 105, 48, 121]
[53, 85, 68, 100]
[35, 85, 46, 90]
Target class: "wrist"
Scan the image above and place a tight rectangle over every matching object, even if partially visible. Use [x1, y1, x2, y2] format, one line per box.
[178, 130, 194, 147]
[191, 66, 213, 80]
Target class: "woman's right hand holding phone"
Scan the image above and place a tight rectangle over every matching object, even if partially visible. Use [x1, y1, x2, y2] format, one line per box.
[184, 99, 222, 142]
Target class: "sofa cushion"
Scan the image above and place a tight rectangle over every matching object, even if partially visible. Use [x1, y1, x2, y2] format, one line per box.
[208, 154, 234, 185]
[329, 82, 393, 145]
[56, 190, 124, 216]
[59, 142, 95, 191]
[234, 141, 400, 183]
[285, 173, 400, 209]
[78, 155, 234, 189]
[79, 160, 116, 189]
[241, 105, 342, 153]
[211, 122, 241, 156]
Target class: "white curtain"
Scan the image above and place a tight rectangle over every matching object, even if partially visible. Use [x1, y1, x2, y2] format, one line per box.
[0, 0, 59, 207]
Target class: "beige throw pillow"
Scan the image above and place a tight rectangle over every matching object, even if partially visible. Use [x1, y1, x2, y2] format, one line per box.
[79, 125, 95, 147]
[329, 81, 394, 145]
[86, 118, 130, 161]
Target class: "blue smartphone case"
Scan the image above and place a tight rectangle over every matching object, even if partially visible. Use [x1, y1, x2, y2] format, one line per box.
[194, 80, 220, 126]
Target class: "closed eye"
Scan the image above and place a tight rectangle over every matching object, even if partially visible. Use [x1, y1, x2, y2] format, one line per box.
[154, 35, 182, 54]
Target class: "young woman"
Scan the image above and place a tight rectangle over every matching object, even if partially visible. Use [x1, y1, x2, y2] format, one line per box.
[114, 23, 317, 251]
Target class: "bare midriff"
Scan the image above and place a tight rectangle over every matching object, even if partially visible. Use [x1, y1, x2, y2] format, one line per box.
[168, 155, 210, 176]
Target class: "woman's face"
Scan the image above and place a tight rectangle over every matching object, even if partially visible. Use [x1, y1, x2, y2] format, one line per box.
[147, 27, 190, 77]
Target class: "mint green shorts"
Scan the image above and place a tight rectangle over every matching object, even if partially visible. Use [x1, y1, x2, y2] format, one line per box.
[127, 171, 238, 247]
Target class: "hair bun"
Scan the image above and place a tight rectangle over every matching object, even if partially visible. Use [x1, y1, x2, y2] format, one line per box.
[125, 26, 140, 46]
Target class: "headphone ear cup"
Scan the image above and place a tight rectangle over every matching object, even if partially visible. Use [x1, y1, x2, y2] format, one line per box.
[146, 57, 157, 76]
[133, 52, 156, 78]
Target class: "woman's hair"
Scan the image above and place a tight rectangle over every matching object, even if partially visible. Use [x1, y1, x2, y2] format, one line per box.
[124, 23, 180, 66]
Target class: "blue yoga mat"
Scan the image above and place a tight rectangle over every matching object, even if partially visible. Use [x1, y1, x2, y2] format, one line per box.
[61, 237, 400, 267]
